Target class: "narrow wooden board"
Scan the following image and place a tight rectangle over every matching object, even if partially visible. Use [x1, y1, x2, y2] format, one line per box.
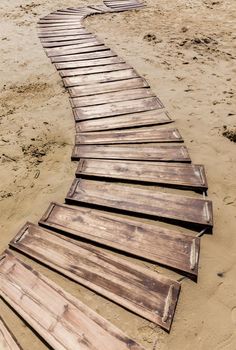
[55, 56, 125, 69]
[76, 159, 208, 189]
[42, 39, 100, 49]
[40, 34, 95, 42]
[68, 77, 148, 95]
[71, 87, 155, 106]
[60, 63, 131, 77]
[39, 202, 200, 277]
[46, 45, 108, 57]
[66, 178, 213, 226]
[73, 97, 163, 121]
[75, 110, 173, 132]
[39, 30, 91, 38]
[75, 127, 182, 144]
[0, 251, 146, 350]
[0, 317, 22, 350]
[38, 24, 84, 30]
[10, 223, 181, 329]
[51, 50, 116, 63]
[38, 19, 84, 24]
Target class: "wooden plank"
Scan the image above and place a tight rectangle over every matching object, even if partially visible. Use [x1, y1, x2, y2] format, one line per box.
[71, 87, 154, 106]
[42, 39, 101, 49]
[10, 223, 181, 329]
[55, 56, 125, 70]
[39, 30, 91, 38]
[75, 110, 173, 132]
[38, 24, 84, 30]
[73, 97, 163, 121]
[51, 50, 116, 63]
[68, 77, 148, 95]
[60, 63, 131, 77]
[66, 178, 213, 226]
[0, 317, 22, 350]
[39, 202, 200, 277]
[75, 127, 183, 144]
[40, 34, 95, 42]
[0, 251, 146, 350]
[46, 45, 108, 57]
[38, 19, 84, 24]
[76, 159, 208, 189]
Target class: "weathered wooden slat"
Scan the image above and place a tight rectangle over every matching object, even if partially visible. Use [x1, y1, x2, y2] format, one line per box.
[40, 34, 95, 42]
[52, 50, 116, 63]
[71, 88, 155, 106]
[66, 178, 213, 226]
[38, 24, 84, 30]
[68, 77, 149, 95]
[46, 45, 108, 57]
[42, 38, 99, 48]
[39, 30, 91, 38]
[60, 63, 131, 77]
[75, 110, 172, 132]
[72, 143, 189, 162]
[0, 317, 22, 350]
[10, 223, 181, 329]
[0, 251, 146, 350]
[73, 97, 163, 121]
[75, 127, 182, 144]
[55, 56, 125, 69]
[64, 69, 138, 87]
[38, 19, 84, 24]
[39, 202, 200, 277]
[76, 159, 208, 189]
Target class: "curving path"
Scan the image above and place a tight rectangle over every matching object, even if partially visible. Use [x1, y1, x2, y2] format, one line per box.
[0, 1, 214, 349]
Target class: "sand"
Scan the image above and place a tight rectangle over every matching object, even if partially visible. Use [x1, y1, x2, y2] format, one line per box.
[0, 0, 236, 349]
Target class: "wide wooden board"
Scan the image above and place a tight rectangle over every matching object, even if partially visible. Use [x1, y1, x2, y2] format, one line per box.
[40, 34, 95, 42]
[70, 87, 155, 106]
[38, 24, 84, 30]
[10, 223, 180, 329]
[68, 77, 149, 96]
[60, 63, 131, 77]
[73, 97, 163, 121]
[0, 317, 22, 350]
[55, 56, 125, 69]
[75, 127, 182, 144]
[39, 202, 200, 277]
[51, 49, 116, 63]
[42, 38, 99, 48]
[46, 44, 108, 57]
[0, 251, 146, 350]
[72, 144, 190, 162]
[39, 30, 91, 38]
[66, 178, 213, 226]
[76, 159, 208, 189]
[75, 110, 172, 132]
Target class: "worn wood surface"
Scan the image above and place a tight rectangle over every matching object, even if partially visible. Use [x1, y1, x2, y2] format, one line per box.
[66, 178, 213, 226]
[42, 38, 100, 48]
[51, 50, 116, 63]
[10, 223, 181, 329]
[39, 29, 90, 38]
[70, 87, 154, 106]
[73, 97, 163, 120]
[76, 159, 207, 189]
[40, 34, 95, 42]
[59, 63, 131, 77]
[68, 77, 148, 96]
[55, 56, 125, 69]
[0, 317, 22, 350]
[0, 251, 146, 350]
[63, 69, 138, 86]
[75, 127, 182, 144]
[72, 144, 190, 162]
[46, 44, 108, 57]
[75, 110, 172, 132]
[39, 202, 200, 277]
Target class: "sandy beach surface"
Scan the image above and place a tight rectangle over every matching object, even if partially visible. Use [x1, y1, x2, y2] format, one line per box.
[0, 0, 236, 349]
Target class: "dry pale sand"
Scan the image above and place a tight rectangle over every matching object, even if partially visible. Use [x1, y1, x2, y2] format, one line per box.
[0, 0, 236, 349]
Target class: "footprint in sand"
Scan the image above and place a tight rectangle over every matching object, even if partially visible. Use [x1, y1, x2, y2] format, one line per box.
[231, 307, 236, 325]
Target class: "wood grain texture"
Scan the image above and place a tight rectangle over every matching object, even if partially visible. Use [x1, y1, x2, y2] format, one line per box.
[10, 223, 180, 329]
[0, 317, 22, 350]
[39, 202, 200, 277]
[39, 30, 90, 38]
[55, 56, 125, 70]
[0, 251, 146, 350]
[68, 77, 149, 96]
[75, 110, 172, 132]
[72, 144, 190, 162]
[42, 38, 99, 48]
[46, 45, 108, 57]
[76, 159, 208, 189]
[60, 63, 131, 77]
[51, 50, 116, 63]
[66, 178, 213, 226]
[73, 97, 163, 121]
[70, 88, 154, 106]
[63, 69, 138, 87]
[40, 34, 95, 42]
